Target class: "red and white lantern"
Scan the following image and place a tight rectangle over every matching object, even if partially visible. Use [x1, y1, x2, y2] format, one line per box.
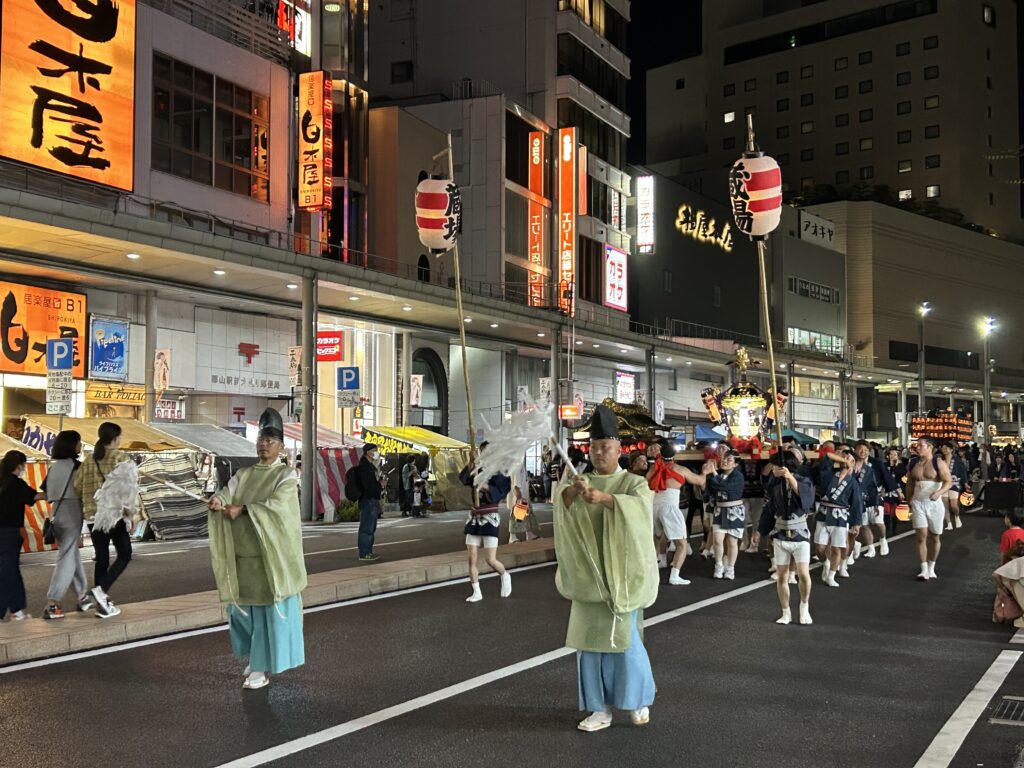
[728, 154, 782, 239]
[415, 178, 462, 252]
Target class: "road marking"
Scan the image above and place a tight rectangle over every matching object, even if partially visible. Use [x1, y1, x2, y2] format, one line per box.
[1012, 630, 1024, 645]
[210, 529, 920, 767]
[306, 539, 422, 556]
[913, 650, 1022, 768]
[138, 549, 188, 557]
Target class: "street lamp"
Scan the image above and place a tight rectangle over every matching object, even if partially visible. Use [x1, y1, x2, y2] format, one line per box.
[917, 301, 931, 414]
[982, 316, 996, 431]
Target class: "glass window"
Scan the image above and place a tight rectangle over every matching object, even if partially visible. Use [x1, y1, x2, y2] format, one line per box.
[925, 154, 940, 168]
[777, 98, 790, 112]
[800, 92, 814, 106]
[898, 189, 912, 201]
[777, 153, 790, 165]
[723, 136, 736, 150]
[675, 77, 686, 90]
[923, 35, 938, 49]
[859, 137, 873, 150]
[724, 111, 736, 123]
[744, 78, 757, 92]
[897, 100, 911, 115]
[859, 108, 873, 122]
[898, 159, 912, 173]
[858, 79, 873, 94]
[897, 129, 912, 143]
[801, 121, 814, 134]
[924, 65, 939, 80]
[896, 41, 911, 56]
[776, 70, 789, 84]
[835, 85, 849, 99]
[926, 184, 941, 198]
[836, 142, 849, 155]
[924, 124, 940, 138]
[776, 125, 790, 139]
[800, 65, 814, 78]
[800, 148, 814, 161]
[897, 71, 911, 85]
[858, 51, 873, 65]
[724, 83, 736, 96]
[859, 166, 874, 180]
[983, 5, 995, 26]
[834, 57, 848, 71]
[924, 95, 940, 109]
[836, 170, 850, 184]
[835, 113, 849, 127]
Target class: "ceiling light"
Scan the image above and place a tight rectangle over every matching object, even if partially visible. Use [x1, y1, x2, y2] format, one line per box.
[620, 348, 629, 353]
[779, 363, 786, 369]
[463, 317, 472, 323]
[575, 340, 583, 345]
[286, 283, 298, 290]
[349, 295, 360, 302]
[537, 332, 546, 338]
[666, 357, 673, 362]
[490, 323, 499, 328]
[126, 252, 140, 260]
[402, 305, 413, 312]
[801, 367, 807, 371]
[592, 344, 600, 348]
[867, 376, 873, 380]
[685, 361, 692, 366]
[213, 269, 226, 276]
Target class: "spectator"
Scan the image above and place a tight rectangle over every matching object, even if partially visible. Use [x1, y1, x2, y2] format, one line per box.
[0, 451, 44, 621]
[355, 444, 385, 561]
[43, 431, 90, 620]
[628, 451, 649, 476]
[1001, 509, 1024, 564]
[400, 455, 417, 517]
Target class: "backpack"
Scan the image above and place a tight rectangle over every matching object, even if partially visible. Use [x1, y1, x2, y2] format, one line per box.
[345, 465, 363, 502]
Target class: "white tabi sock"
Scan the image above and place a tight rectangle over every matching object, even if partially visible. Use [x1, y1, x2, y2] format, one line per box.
[927, 560, 937, 579]
[776, 607, 792, 625]
[799, 602, 813, 625]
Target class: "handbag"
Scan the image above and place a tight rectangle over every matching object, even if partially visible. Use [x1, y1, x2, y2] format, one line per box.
[994, 587, 1023, 623]
[512, 500, 530, 521]
[43, 468, 75, 546]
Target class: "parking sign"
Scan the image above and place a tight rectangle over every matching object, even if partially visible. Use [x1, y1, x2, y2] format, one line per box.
[337, 367, 360, 391]
[46, 338, 74, 371]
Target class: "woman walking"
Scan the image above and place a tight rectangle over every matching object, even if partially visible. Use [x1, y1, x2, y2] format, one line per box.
[0, 450, 45, 620]
[75, 422, 136, 618]
[42, 431, 91, 620]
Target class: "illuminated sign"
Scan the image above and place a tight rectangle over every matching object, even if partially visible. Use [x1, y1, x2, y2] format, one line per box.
[610, 189, 621, 230]
[603, 245, 628, 312]
[577, 144, 588, 216]
[558, 127, 577, 316]
[636, 175, 655, 253]
[0, 0, 136, 191]
[277, 0, 312, 58]
[316, 330, 343, 361]
[0, 281, 86, 377]
[675, 204, 733, 252]
[559, 404, 581, 420]
[528, 130, 546, 307]
[615, 371, 636, 404]
[298, 70, 333, 211]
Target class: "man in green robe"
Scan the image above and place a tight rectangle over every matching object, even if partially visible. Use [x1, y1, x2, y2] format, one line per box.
[553, 404, 659, 732]
[208, 408, 307, 690]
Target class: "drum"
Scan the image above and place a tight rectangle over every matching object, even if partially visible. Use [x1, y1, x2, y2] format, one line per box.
[895, 503, 911, 522]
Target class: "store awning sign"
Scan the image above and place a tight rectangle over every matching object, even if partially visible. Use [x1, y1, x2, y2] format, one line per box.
[0, 0, 136, 191]
[0, 281, 85, 377]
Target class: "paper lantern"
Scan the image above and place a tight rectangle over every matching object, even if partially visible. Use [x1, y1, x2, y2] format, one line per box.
[728, 154, 782, 239]
[415, 178, 462, 252]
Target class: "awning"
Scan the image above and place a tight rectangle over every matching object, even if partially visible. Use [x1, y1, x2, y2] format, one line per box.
[0, 432, 47, 460]
[244, 420, 364, 449]
[695, 424, 729, 442]
[157, 423, 258, 458]
[22, 415, 191, 452]
[362, 425, 469, 454]
[782, 428, 819, 446]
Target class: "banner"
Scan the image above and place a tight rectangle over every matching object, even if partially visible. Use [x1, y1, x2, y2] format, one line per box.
[88, 316, 129, 381]
[0, 281, 86, 376]
[0, 0, 136, 191]
[154, 348, 171, 401]
[410, 374, 424, 407]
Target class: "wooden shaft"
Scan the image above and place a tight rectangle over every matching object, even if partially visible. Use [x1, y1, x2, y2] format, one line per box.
[756, 240, 785, 452]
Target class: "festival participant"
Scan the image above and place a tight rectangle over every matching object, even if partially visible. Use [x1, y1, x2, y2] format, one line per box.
[881, 447, 907, 539]
[705, 450, 745, 580]
[906, 436, 953, 581]
[851, 440, 896, 560]
[815, 448, 863, 587]
[459, 443, 512, 602]
[939, 442, 969, 530]
[647, 443, 707, 586]
[554, 405, 658, 732]
[754, 448, 816, 625]
[208, 409, 307, 690]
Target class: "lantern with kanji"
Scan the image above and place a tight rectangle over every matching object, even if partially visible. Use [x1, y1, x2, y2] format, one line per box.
[728, 154, 782, 239]
[415, 177, 462, 252]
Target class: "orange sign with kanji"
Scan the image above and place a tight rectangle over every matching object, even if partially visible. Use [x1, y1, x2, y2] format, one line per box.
[0, 281, 86, 377]
[559, 404, 581, 420]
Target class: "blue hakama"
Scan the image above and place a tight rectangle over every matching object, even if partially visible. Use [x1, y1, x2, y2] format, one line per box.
[228, 595, 305, 674]
[577, 611, 656, 711]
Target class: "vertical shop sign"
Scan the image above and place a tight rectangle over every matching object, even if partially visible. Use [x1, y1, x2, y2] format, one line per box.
[0, 281, 85, 377]
[88, 316, 129, 381]
[636, 175, 655, 253]
[316, 330, 343, 361]
[527, 130, 546, 307]
[557, 127, 577, 316]
[615, 371, 636, 404]
[0, 0, 136, 191]
[298, 70, 333, 210]
[603, 244, 628, 312]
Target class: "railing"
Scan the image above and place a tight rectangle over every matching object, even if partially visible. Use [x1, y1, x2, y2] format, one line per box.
[452, 78, 503, 101]
[142, 0, 290, 64]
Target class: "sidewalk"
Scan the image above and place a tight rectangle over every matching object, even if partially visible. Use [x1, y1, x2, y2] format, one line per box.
[0, 539, 556, 666]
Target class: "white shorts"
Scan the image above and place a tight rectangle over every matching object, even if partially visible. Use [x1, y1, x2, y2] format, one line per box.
[465, 534, 499, 549]
[653, 495, 687, 541]
[713, 525, 745, 540]
[773, 540, 811, 566]
[814, 521, 849, 548]
[911, 498, 945, 535]
[865, 505, 885, 526]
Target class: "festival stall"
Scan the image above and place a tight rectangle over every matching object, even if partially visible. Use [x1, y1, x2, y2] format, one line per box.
[0, 432, 55, 553]
[361, 426, 472, 511]
[315, 446, 362, 521]
[156, 423, 261, 492]
[19, 415, 209, 541]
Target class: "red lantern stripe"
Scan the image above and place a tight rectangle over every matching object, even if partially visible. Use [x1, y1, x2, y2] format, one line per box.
[744, 167, 782, 191]
[416, 191, 451, 209]
[416, 216, 446, 230]
[748, 195, 783, 212]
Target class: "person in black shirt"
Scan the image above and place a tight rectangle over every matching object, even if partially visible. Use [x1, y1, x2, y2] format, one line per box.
[0, 450, 45, 620]
[355, 444, 385, 561]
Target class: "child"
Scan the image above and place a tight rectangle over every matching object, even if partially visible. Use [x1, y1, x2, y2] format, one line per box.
[1000, 508, 1024, 564]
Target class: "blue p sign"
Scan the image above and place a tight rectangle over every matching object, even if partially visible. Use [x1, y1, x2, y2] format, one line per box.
[337, 366, 360, 391]
[46, 338, 74, 370]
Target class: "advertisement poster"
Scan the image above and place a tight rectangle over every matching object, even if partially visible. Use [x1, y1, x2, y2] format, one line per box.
[88, 317, 129, 381]
[154, 348, 171, 400]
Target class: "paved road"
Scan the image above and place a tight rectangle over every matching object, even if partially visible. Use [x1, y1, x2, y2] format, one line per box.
[1, 512, 1015, 768]
[18, 507, 554, 609]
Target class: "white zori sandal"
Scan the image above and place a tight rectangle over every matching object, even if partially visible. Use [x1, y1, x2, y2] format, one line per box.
[243, 671, 270, 690]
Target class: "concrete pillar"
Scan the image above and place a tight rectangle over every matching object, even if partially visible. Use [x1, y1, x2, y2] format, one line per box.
[143, 290, 157, 424]
[550, 332, 561, 441]
[899, 383, 909, 447]
[401, 332, 412, 426]
[646, 347, 656, 416]
[300, 274, 317, 521]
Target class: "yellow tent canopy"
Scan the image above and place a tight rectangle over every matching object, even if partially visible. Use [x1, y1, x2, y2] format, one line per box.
[22, 415, 192, 453]
[362, 426, 472, 511]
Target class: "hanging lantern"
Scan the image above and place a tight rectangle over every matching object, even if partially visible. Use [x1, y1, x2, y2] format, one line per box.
[415, 178, 462, 252]
[728, 154, 782, 239]
[720, 347, 768, 440]
[763, 388, 789, 434]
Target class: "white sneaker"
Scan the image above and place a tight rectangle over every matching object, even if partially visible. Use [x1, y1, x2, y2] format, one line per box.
[500, 572, 512, 598]
[862, 546, 876, 558]
[724, 566, 735, 581]
[466, 583, 483, 603]
[879, 539, 890, 556]
[838, 564, 850, 578]
[927, 562, 938, 580]
[11, 610, 29, 621]
[629, 707, 650, 726]
[668, 574, 691, 586]
[821, 564, 830, 584]
[91, 586, 111, 614]
[916, 566, 930, 581]
[578, 710, 613, 732]
[713, 563, 724, 579]
[799, 603, 813, 625]
[776, 607, 792, 625]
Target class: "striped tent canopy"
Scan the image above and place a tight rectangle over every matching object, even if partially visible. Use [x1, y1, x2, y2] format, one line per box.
[316, 447, 361, 521]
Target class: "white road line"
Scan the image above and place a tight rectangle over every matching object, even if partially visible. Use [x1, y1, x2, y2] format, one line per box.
[305, 539, 422, 556]
[913, 650, 1022, 768]
[138, 550, 188, 557]
[1011, 630, 1024, 645]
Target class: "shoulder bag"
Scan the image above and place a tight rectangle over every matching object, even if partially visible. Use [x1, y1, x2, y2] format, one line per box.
[43, 468, 75, 545]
